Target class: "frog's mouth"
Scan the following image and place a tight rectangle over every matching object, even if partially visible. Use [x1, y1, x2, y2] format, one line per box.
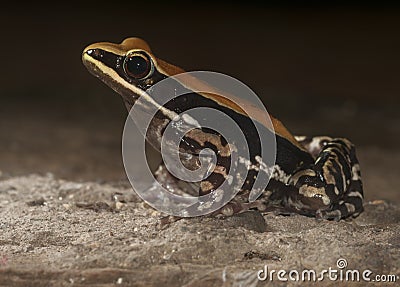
[82, 50, 141, 110]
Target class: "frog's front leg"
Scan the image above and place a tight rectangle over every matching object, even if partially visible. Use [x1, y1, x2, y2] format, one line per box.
[154, 163, 200, 197]
[287, 137, 364, 220]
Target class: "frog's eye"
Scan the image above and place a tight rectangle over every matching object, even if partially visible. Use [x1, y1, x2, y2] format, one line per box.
[123, 52, 153, 80]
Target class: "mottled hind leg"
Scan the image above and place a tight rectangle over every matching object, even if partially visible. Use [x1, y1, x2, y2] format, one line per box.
[287, 138, 364, 220]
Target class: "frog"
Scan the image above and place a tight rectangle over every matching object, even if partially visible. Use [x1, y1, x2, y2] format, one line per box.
[82, 37, 364, 221]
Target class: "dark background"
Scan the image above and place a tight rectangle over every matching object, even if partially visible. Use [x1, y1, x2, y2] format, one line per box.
[0, 2, 399, 201]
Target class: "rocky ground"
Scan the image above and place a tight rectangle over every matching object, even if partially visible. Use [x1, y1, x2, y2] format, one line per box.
[0, 171, 399, 287]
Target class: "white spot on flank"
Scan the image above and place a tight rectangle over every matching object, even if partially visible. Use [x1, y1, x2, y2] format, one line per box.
[239, 156, 259, 171]
[182, 114, 200, 127]
[255, 156, 263, 165]
[253, 157, 291, 183]
[212, 189, 224, 202]
[226, 175, 233, 185]
[228, 143, 238, 153]
[271, 165, 291, 183]
[255, 156, 271, 175]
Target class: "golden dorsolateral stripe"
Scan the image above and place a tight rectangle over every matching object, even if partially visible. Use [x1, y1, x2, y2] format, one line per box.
[83, 37, 305, 151]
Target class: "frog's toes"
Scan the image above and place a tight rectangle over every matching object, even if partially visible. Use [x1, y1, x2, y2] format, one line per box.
[316, 209, 342, 221]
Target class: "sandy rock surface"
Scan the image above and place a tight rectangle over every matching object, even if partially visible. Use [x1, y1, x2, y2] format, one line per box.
[0, 174, 398, 286]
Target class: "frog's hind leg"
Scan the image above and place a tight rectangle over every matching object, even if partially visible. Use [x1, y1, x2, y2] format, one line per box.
[288, 137, 364, 220]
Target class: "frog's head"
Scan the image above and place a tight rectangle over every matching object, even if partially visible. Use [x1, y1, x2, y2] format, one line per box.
[82, 37, 184, 110]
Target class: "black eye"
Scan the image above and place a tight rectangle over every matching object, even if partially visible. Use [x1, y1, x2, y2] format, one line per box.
[123, 52, 152, 79]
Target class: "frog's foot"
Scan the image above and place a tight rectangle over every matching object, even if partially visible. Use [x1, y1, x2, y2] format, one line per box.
[154, 164, 199, 197]
[316, 204, 360, 221]
[212, 199, 267, 217]
[159, 215, 183, 228]
[287, 137, 364, 220]
[315, 177, 364, 221]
